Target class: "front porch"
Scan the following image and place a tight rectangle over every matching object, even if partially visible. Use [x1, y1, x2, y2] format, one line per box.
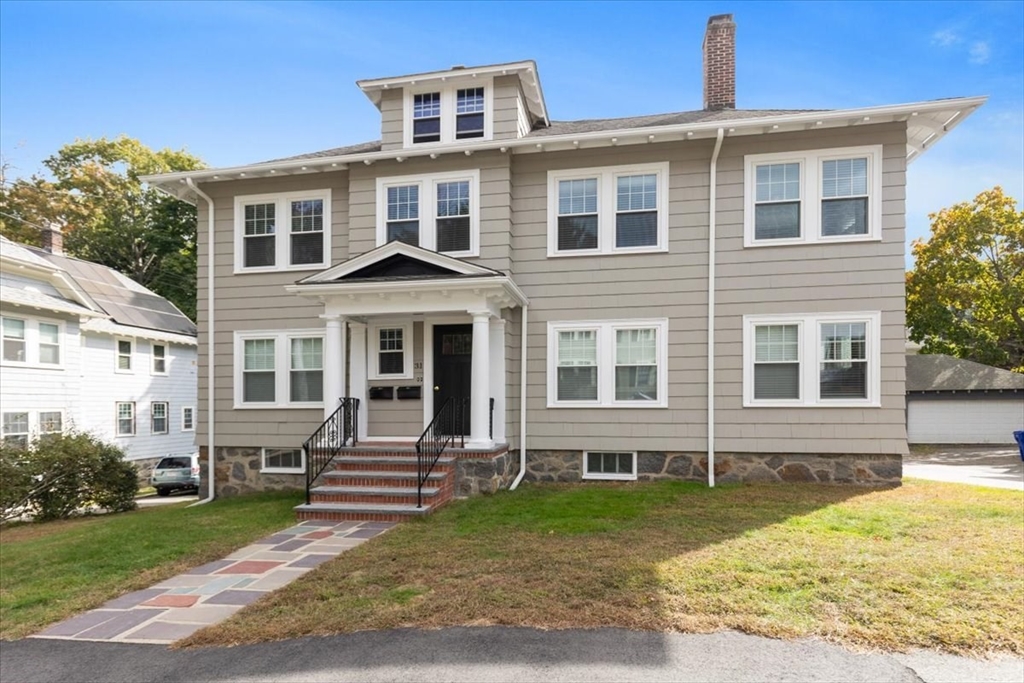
[285, 242, 527, 522]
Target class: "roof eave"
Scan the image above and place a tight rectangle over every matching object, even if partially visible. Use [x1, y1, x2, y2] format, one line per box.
[142, 95, 987, 202]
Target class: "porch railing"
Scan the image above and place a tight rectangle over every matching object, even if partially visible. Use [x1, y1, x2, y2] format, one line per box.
[303, 398, 359, 505]
[415, 397, 457, 508]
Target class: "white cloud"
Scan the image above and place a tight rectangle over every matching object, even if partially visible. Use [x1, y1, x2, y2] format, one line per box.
[931, 29, 960, 47]
[969, 41, 991, 64]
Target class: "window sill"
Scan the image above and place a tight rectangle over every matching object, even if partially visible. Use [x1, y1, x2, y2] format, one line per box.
[233, 403, 325, 410]
[547, 245, 668, 259]
[152, 431, 169, 436]
[115, 433, 136, 438]
[547, 401, 668, 409]
[260, 467, 305, 475]
[114, 369, 134, 375]
[0, 361, 65, 370]
[744, 234, 883, 249]
[368, 373, 414, 381]
[232, 264, 329, 276]
[743, 400, 882, 408]
[582, 472, 638, 481]
[181, 428, 196, 433]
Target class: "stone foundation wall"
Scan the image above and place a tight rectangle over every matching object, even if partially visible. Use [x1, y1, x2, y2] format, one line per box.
[454, 450, 519, 497]
[524, 450, 901, 485]
[199, 447, 305, 498]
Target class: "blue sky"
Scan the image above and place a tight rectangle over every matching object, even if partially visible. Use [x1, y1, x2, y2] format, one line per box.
[1, 0, 1021, 266]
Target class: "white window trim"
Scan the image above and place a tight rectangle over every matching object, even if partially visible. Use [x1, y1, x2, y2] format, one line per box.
[115, 401, 136, 437]
[0, 315, 66, 369]
[402, 79, 495, 148]
[37, 409, 65, 436]
[368, 322, 414, 380]
[743, 145, 883, 247]
[375, 169, 481, 257]
[2, 411, 31, 446]
[151, 401, 169, 435]
[261, 447, 306, 474]
[115, 337, 134, 374]
[582, 451, 638, 481]
[742, 311, 882, 408]
[151, 343, 168, 376]
[546, 318, 669, 409]
[547, 162, 670, 258]
[233, 189, 333, 274]
[233, 329, 326, 409]
[181, 405, 195, 432]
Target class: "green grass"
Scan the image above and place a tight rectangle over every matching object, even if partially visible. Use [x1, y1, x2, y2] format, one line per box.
[0, 490, 301, 639]
[184, 480, 1024, 656]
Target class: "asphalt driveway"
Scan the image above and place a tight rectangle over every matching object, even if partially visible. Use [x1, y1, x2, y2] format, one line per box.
[3, 627, 1023, 683]
[904, 446, 1024, 491]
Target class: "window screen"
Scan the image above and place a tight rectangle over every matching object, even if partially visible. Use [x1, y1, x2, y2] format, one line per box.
[819, 322, 868, 399]
[754, 324, 800, 399]
[754, 163, 800, 240]
[615, 174, 658, 248]
[557, 329, 598, 401]
[821, 158, 868, 236]
[436, 181, 471, 252]
[557, 178, 599, 251]
[386, 185, 420, 245]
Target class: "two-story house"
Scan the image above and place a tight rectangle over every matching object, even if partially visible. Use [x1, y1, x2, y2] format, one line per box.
[0, 232, 198, 474]
[143, 14, 983, 520]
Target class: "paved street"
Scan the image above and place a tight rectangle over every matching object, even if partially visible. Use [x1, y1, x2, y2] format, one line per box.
[3, 627, 1023, 683]
[904, 446, 1024, 491]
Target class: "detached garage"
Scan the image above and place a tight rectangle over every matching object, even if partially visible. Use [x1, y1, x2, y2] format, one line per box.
[906, 354, 1024, 445]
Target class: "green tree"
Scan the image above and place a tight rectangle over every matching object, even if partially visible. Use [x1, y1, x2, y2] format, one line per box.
[0, 137, 204, 320]
[906, 187, 1024, 372]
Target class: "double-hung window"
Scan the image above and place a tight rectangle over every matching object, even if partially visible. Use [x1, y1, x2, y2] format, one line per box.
[2, 317, 63, 366]
[235, 190, 331, 272]
[744, 146, 882, 246]
[151, 344, 167, 374]
[116, 338, 133, 372]
[548, 163, 669, 256]
[377, 170, 479, 256]
[406, 84, 491, 146]
[151, 402, 169, 435]
[548, 319, 668, 408]
[235, 330, 325, 408]
[39, 411, 63, 435]
[743, 312, 881, 407]
[116, 402, 136, 436]
[2, 412, 29, 448]
[370, 323, 412, 379]
[181, 406, 195, 431]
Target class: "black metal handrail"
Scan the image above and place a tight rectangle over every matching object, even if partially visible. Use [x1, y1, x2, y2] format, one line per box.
[415, 397, 456, 508]
[303, 397, 359, 504]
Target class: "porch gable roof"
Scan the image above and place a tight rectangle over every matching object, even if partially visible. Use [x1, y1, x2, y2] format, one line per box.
[296, 241, 504, 284]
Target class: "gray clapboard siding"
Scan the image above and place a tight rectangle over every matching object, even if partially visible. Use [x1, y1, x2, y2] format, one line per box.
[380, 89, 404, 151]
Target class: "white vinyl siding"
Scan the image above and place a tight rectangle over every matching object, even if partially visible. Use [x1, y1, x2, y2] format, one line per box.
[233, 330, 325, 409]
[743, 312, 881, 407]
[744, 146, 882, 246]
[547, 163, 669, 256]
[233, 190, 332, 273]
[376, 170, 480, 257]
[547, 319, 668, 408]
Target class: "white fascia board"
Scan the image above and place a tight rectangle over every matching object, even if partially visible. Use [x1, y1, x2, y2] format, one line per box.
[286, 275, 528, 306]
[81, 318, 198, 346]
[141, 96, 987, 196]
[297, 241, 500, 284]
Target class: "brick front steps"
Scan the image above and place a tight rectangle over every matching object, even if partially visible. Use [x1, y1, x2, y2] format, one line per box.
[295, 447, 457, 522]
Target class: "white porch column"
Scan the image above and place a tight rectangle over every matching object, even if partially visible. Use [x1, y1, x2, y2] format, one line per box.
[489, 317, 506, 443]
[321, 314, 347, 420]
[349, 321, 369, 440]
[469, 310, 493, 448]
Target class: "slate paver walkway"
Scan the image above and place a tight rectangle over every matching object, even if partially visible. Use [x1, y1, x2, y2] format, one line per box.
[31, 520, 393, 645]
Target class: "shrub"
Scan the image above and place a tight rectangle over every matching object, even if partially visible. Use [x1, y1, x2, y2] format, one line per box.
[0, 432, 137, 522]
[0, 444, 35, 520]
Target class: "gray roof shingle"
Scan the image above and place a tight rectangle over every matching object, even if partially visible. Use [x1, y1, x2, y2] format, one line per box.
[906, 354, 1024, 392]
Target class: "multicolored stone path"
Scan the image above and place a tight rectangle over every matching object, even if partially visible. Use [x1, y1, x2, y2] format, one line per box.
[31, 520, 393, 645]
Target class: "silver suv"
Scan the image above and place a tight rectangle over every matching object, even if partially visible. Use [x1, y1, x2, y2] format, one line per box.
[150, 454, 200, 497]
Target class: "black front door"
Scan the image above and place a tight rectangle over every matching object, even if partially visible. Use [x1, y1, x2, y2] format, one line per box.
[433, 324, 472, 435]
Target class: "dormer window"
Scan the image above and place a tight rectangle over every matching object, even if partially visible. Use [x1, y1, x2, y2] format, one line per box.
[456, 88, 485, 139]
[413, 93, 441, 143]
[404, 84, 492, 146]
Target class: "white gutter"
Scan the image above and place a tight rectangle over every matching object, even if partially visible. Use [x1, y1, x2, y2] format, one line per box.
[707, 128, 724, 488]
[186, 178, 217, 505]
[509, 304, 528, 490]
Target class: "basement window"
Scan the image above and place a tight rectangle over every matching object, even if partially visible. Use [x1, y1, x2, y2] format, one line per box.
[583, 451, 637, 481]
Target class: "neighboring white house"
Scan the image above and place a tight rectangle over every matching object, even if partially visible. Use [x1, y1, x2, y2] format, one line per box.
[0, 234, 198, 467]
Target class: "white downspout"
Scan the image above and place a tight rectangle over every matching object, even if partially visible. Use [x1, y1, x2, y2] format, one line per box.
[509, 304, 528, 490]
[707, 128, 724, 488]
[186, 178, 216, 505]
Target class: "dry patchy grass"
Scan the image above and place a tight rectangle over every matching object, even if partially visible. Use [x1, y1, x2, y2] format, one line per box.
[183, 480, 1024, 656]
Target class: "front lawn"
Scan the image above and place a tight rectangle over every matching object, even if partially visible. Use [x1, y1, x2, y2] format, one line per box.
[0, 490, 300, 640]
[183, 480, 1023, 656]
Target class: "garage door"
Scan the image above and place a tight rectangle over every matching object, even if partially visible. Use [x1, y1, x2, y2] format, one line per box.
[908, 398, 1024, 444]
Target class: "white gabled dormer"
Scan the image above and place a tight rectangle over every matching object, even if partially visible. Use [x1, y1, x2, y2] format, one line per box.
[357, 60, 549, 151]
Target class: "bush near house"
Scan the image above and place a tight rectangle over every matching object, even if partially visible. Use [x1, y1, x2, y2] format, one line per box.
[0, 432, 137, 522]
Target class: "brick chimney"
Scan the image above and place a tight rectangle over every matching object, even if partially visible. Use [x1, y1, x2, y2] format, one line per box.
[703, 13, 736, 111]
[40, 224, 63, 255]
